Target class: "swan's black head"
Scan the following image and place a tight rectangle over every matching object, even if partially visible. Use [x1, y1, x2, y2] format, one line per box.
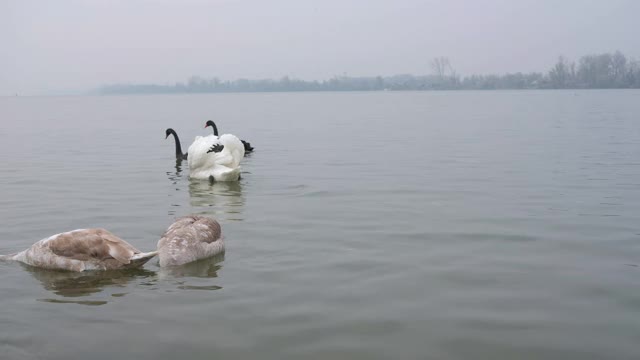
[165, 128, 174, 139]
[204, 120, 219, 136]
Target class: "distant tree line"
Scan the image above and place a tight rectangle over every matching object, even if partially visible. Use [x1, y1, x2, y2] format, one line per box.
[96, 51, 640, 94]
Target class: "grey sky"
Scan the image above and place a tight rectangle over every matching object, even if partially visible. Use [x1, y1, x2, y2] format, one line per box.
[2, 0, 639, 95]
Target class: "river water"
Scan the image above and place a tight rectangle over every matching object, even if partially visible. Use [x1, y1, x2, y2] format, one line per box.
[1, 90, 639, 359]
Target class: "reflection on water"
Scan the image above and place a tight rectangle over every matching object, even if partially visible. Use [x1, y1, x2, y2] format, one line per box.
[22, 253, 225, 302]
[158, 253, 224, 279]
[165, 160, 246, 220]
[167, 160, 186, 216]
[3, 91, 640, 359]
[188, 179, 245, 220]
[37, 298, 109, 306]
[167, 159, 185, 184]
[158, 254, 225, 291]
[23, 263, 156, 304]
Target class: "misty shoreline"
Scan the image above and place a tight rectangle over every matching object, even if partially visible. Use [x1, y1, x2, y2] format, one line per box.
[95, 52, 640, 95]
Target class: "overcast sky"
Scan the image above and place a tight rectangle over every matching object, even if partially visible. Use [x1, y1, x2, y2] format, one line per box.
[1, 0, 639, 95]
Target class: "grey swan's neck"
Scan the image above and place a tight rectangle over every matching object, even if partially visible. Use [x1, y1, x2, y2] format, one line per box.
[166, 128, 188, 160]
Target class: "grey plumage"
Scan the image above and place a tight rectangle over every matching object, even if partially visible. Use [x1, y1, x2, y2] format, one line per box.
[157, 215, 224, 267]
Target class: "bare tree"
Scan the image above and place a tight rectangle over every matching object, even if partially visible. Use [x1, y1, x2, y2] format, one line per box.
[431, 56, 452, 78]
[611, 51, 627, 86]
[549, 56, 570, 88]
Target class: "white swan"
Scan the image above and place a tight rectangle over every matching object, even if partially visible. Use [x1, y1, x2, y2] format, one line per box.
[0, 229, 158, 272]
[157, 215, 224, 267]
[164, 126, 244, 181]
[203, 120, 247, 166]
[187, 132, 245, 181]
[205, 120, 254, 153]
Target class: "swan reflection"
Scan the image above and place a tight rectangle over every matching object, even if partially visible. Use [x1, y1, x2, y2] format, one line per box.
[188, 179, 245, 221]
[165, 161, 245, 220]
[157, 253, 225, 280]
[167, 159, 185, 184]
[22, 263, 155, 303]
[167, 160, 185, 216]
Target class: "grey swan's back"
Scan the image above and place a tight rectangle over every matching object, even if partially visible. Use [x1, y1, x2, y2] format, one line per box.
[157, 215, 224, 267]
[165, 128, 188, 160]
[0, 229, 157, 272]
[205, 120, 254, 153]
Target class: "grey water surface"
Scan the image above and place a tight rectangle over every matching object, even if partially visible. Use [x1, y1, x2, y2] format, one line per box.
[1, 91, 639, 360]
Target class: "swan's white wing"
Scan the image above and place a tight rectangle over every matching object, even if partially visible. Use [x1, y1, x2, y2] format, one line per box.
[209, 149, 235, 168]
[198, 134, 243, 169]
[187, 135, 218, 170]
[218, 134, 245, 168]
[187, 134, 243, 181]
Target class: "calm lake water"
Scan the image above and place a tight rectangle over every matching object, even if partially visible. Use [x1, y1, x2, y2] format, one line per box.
[1, 90, 639, 359]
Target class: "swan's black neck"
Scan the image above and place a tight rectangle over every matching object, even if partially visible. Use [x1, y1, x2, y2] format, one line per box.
[207, 121, 219, 136]
[167, 129, 186, 159]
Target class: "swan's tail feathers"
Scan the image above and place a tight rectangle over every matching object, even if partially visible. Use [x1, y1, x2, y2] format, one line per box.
[0, 254, 17, 261]
[126, 251, 158, 268]
[131, 251, 158, 260]
[241, 140, 254, 152]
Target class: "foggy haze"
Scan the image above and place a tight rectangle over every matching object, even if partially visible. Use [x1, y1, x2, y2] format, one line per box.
[2, 0, 639, 95]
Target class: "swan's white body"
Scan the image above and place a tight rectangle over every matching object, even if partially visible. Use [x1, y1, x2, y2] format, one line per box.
[187, 133, 245, 181]
[0, 229, 157, 272]
[157, 215, 224, 267]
